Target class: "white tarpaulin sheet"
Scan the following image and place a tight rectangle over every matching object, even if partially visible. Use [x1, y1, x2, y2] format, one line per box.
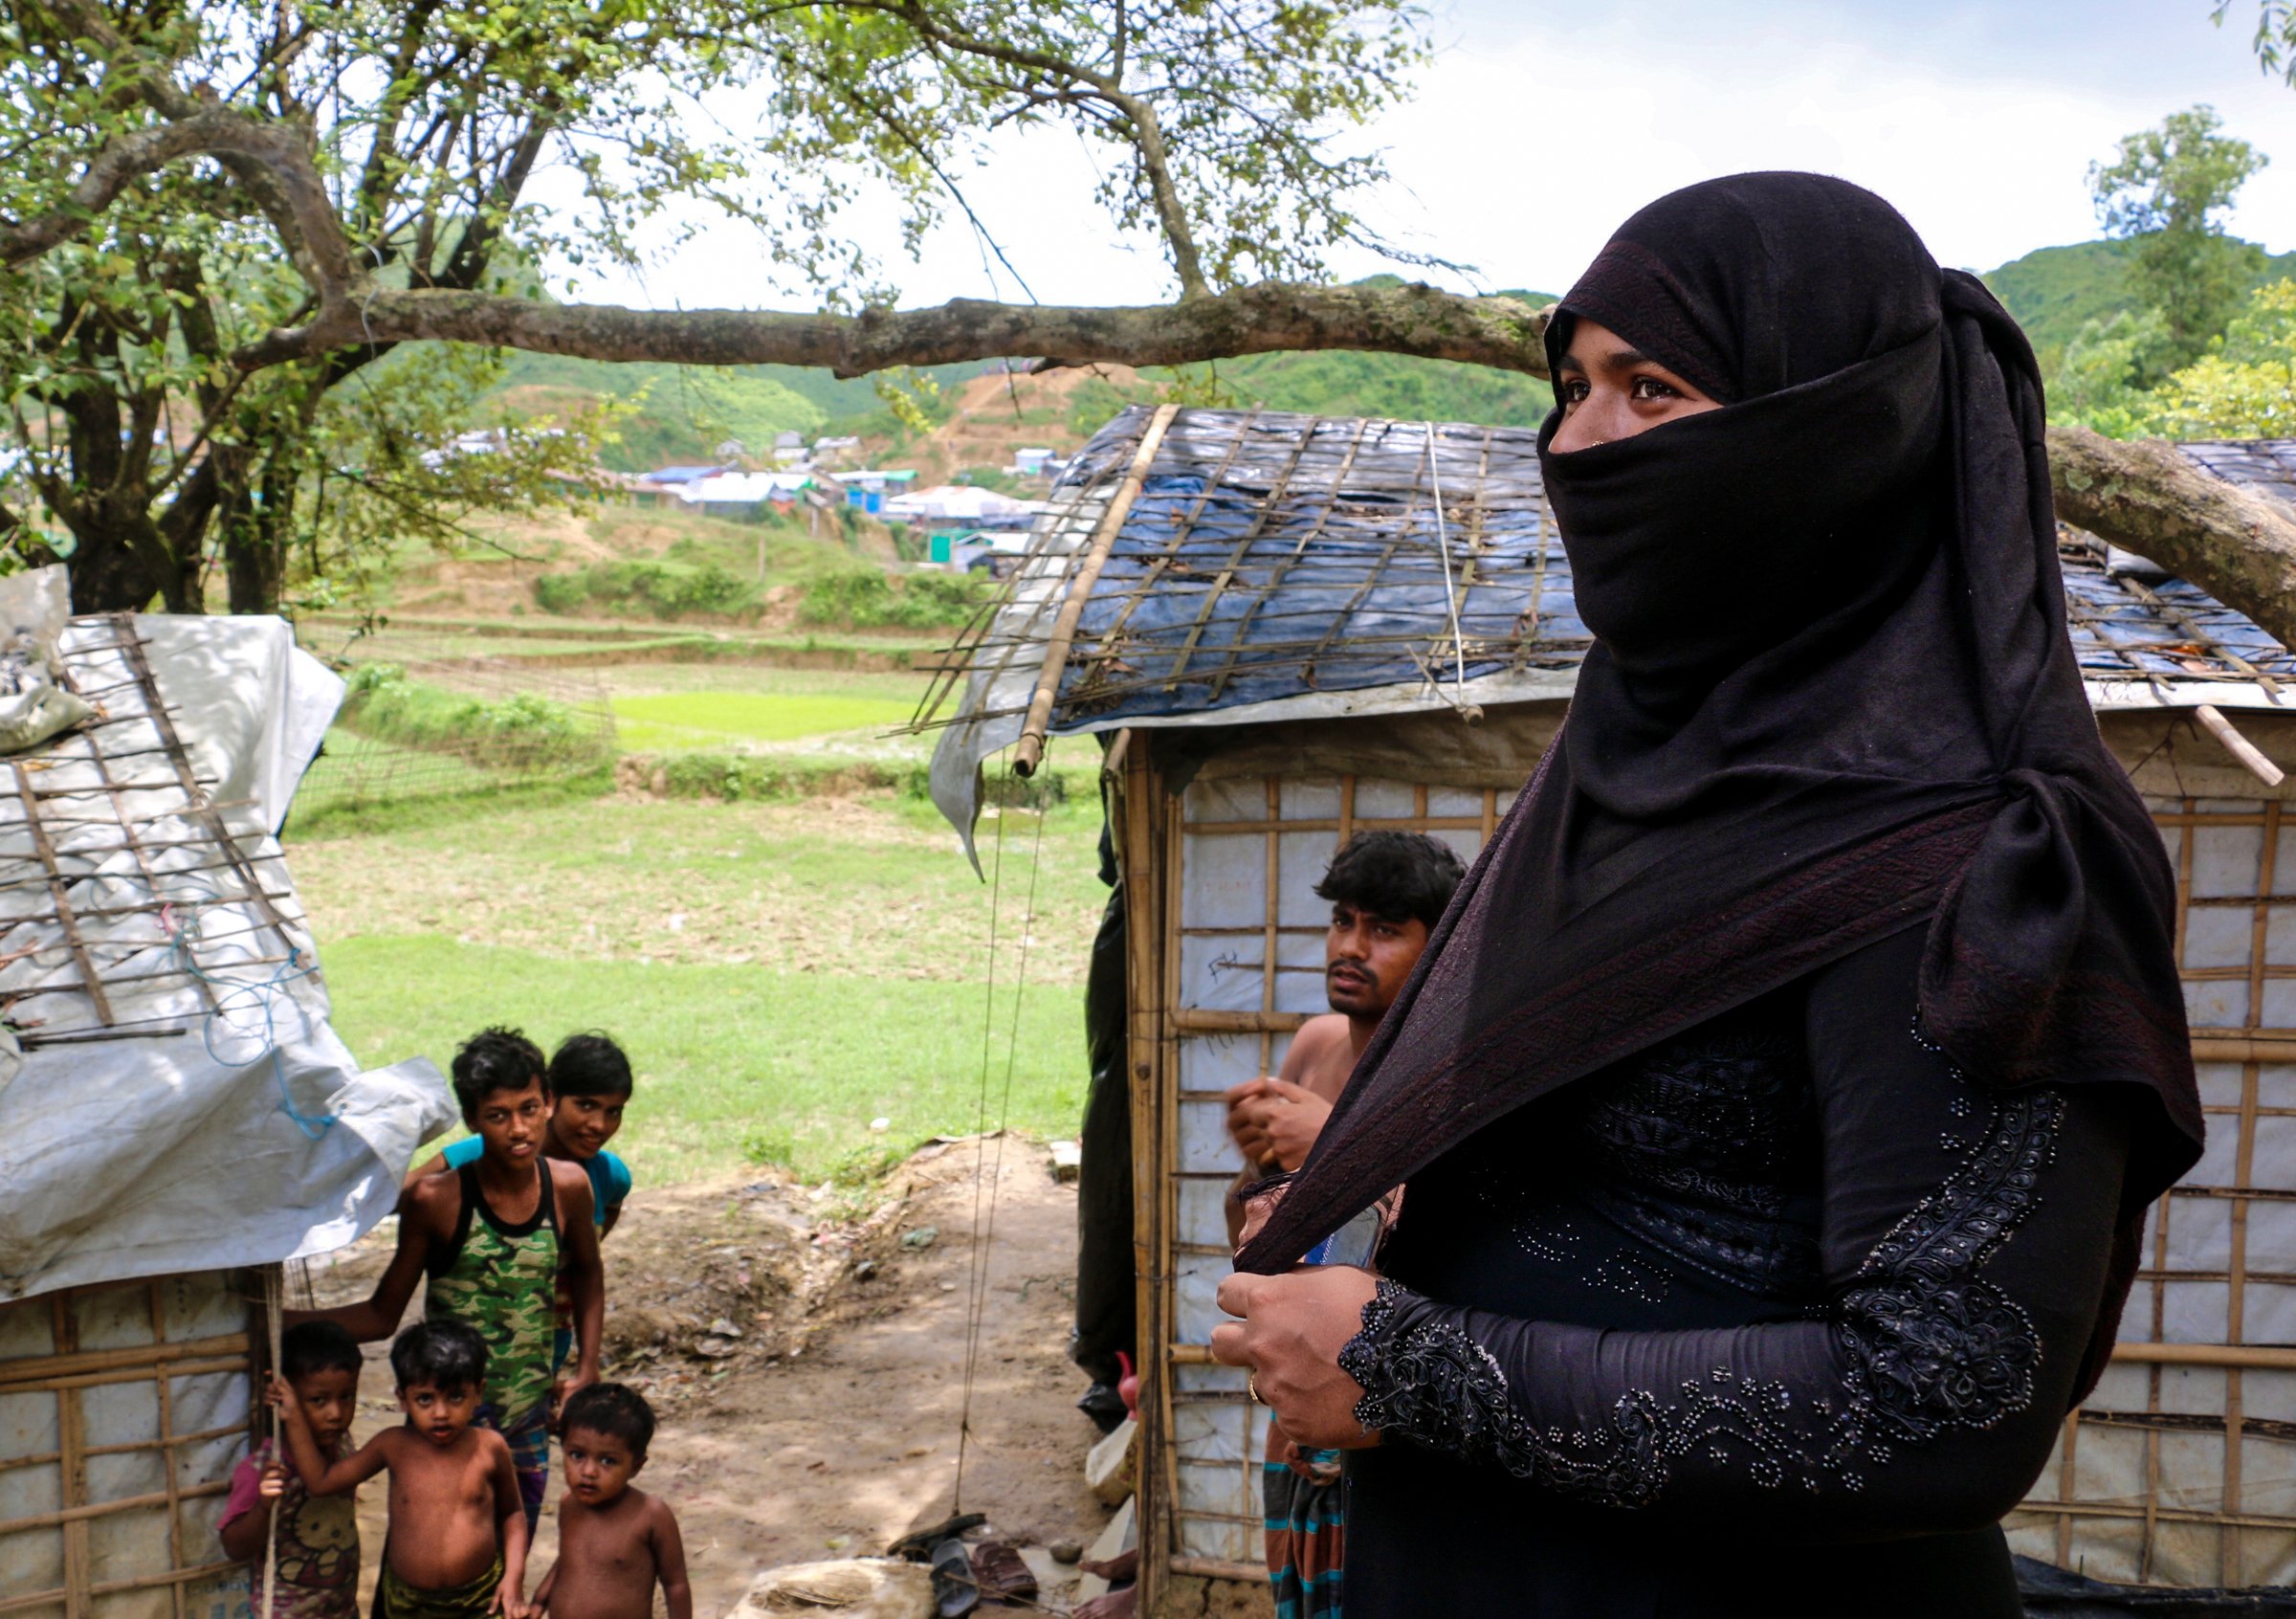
[0, 573, 451, 1301]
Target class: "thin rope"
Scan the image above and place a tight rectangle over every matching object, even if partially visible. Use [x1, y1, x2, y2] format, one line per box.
[259, 1266, 284, 1619]
[1424, 423, 1472, 705]
[952, 751, 1011, 1511]
[954, 786, 1048, 1513]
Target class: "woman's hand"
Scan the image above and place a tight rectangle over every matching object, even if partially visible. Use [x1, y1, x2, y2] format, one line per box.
[1210, 1265, 1381, 1450]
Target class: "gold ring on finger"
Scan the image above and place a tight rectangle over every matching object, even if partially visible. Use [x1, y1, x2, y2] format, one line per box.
[1248, 1371, 1264, 1406]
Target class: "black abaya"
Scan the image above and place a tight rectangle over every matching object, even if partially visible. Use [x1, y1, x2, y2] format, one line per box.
[1338, 929, 2129, 1616]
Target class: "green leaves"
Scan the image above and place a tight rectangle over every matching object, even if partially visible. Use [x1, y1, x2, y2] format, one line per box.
[2089, 104, 2270, 369]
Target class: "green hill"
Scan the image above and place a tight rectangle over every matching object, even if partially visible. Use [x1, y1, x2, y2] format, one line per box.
[1982, 237, 2296, 362]
[489, 353, 982, 471]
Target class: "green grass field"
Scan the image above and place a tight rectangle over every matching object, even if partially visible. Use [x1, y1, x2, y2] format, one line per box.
[322, 936, 1086, 1186]
[292, 788, 1109, 1187]
[608, 690, 919, 751]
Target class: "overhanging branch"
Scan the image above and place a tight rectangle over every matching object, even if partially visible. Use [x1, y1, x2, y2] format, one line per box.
[233, 278, 1557, 375]
[2048, 425, 2296, 653]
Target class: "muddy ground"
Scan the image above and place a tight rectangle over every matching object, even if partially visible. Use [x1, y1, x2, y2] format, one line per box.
[302, 1137, 1114, 1616]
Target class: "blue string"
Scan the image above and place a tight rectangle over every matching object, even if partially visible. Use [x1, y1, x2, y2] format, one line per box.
[84, 863, 338, 1139]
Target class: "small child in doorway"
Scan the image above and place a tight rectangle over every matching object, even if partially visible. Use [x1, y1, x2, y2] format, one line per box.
[219, 1321, 364, 1619]
[532, 1385, 690, 1619]
[274, 1320, 530, 1619]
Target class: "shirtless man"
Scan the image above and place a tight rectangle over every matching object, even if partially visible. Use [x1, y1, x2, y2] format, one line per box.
[1225, 830, 1466, 1179]
[1221, 829, 1464, 1619]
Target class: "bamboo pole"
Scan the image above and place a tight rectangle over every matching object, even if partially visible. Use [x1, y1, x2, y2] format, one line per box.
[2110, 1342, 2296, 1370]
[0, 1332, 251, 1386]
[2195, 703, 2286, 787]
[1011, 404, 1179, 776]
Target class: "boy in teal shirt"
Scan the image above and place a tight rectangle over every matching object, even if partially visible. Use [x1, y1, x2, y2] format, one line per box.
[414, 1032, 636, 1371]
[301, 1028, 605, 1532]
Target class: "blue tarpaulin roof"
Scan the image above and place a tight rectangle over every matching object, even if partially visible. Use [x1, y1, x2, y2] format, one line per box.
[927, 408, 2296, 741]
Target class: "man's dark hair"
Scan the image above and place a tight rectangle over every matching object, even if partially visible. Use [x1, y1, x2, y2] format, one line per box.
[280, 1320, 363, 1385]
[389, 1320, 488, 1395]
[560, 1382, 656, 1456]
[550, 1031, 633, 1099]
[1314, 831, 1467, 930]
[452, 1026, 547, 1117]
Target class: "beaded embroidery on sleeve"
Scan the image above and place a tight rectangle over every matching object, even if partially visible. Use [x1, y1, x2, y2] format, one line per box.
[1336, 1049, 2064, 1509]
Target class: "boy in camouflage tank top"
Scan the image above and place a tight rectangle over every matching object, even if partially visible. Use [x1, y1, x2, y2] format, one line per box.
[290, 1028, 605, 1530]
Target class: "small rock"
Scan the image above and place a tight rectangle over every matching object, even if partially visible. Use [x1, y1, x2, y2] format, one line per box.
[869, 1117, 891, 1132]
[709, 1318, 743, 1339]
[1049, 1141, 1082, 1182]
[900, 1226, 938, 1250]
[854, 1258, 879, 1281]
[694, 1337, 740, 1359]
[1049, 1540, 1083, 1564]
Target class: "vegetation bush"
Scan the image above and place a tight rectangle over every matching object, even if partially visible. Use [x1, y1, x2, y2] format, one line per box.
[623, 749, 1081, 808]
[340, 664, 607, 768]
[797, 568, 990, 630]
[534, 557, 759, 620]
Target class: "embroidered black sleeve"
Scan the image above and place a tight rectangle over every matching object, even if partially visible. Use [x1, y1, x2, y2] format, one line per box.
[1336, 1082, 2069, 1510]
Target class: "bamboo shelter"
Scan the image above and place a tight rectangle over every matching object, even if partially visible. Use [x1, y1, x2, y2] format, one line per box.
[922, 408, 2296, 1610]
[0, 570, 450, 1619]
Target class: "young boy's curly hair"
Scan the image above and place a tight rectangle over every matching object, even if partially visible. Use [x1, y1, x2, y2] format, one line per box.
[389, 1320, 488, 1395]
[560, 1382, 657, 1458]
[451, 1026, 547, 1117]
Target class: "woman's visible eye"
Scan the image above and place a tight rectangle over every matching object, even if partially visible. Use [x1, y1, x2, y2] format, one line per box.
[1630, 375, 1682, 402]
[1558, 378, 1590, 406]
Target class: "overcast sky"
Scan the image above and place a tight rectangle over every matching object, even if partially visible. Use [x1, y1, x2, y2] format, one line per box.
[568, 1, 2296, 312]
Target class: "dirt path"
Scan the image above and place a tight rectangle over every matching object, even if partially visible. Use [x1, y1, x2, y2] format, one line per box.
[306, 1139, 1113, 1616]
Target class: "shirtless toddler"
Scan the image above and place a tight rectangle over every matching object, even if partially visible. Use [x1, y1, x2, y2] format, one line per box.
[275, 1320, 530, 1619]
[534, 1384, 690, 1619]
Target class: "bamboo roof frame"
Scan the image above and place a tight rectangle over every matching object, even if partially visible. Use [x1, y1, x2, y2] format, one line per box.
[917, 413, 2296, 755]
[0, 613, 315, 1049]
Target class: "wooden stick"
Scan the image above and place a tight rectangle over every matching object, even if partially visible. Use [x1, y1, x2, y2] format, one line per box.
[2192, 1035, 2296, 1063]
[2110, 1342, 2296, 1370]
[12, 761, 113, 1027]
[0, 1479, 231, 1537]
[2195, 703, 2285, 787]
[255, 1268, 283, 1619]
[1168, 1555, 1267, 1583]
[1173, 1009, 1313, 1035]
[0, 1560, 244, 1617]
[1012, 404, 1179, 777]
[0, 1332, 250, 1387]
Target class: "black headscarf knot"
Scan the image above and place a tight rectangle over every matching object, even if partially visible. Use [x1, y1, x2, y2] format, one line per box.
[1238, 174, 2200, 1308]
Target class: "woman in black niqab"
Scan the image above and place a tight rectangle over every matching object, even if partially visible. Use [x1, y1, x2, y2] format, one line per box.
[1209, 173, 2201, 1616]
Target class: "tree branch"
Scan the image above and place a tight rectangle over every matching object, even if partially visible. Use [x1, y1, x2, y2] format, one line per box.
[0, 105, 259, 268]
[231, 277, 1556, 375]
[2048, 425, 2296, 651]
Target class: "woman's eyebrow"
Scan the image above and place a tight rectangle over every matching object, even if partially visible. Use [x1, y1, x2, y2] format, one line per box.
[1557, 345, 1667, 376]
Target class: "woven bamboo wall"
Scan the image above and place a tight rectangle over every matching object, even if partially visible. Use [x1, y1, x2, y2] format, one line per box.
[2007, 792, 2296, 1586]
[1132, 707, 2296, 1597]
[1129, 723, 1532, 1591]
[0, 1270, 263, 1619]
